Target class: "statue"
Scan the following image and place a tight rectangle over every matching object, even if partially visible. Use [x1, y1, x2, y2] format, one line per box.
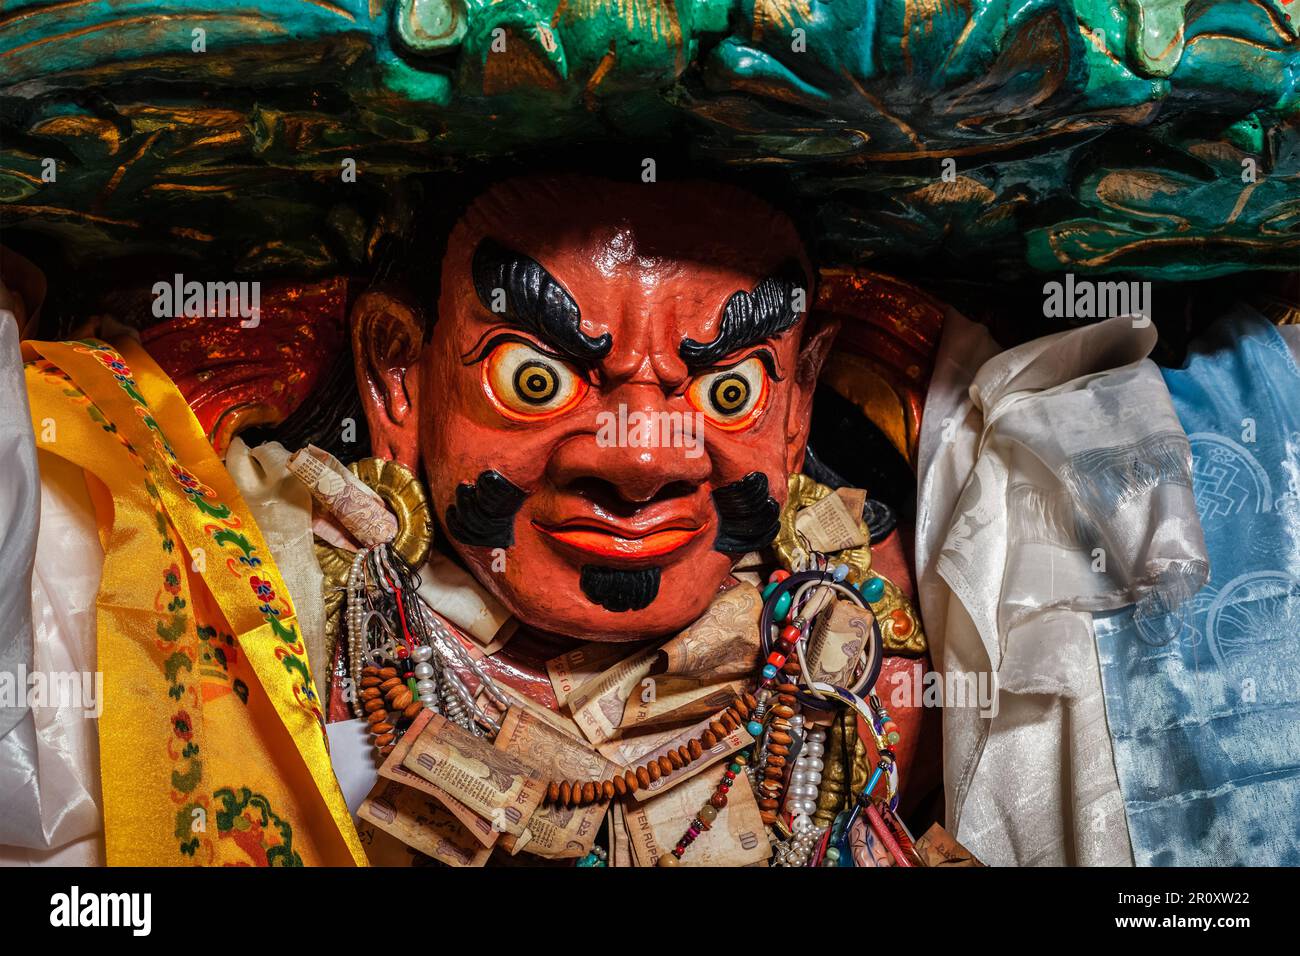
[351, 175, 836, 641]
[0, 169, 938, 867]
[11, 0, 1290, 873]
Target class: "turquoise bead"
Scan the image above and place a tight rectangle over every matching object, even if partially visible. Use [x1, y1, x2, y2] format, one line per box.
[774, 591, 792, 622]
[762, 581, 779, 600]
[861, 576, 885, 603]
[762, 664, 778, 679]
[746, 720, 763, 737]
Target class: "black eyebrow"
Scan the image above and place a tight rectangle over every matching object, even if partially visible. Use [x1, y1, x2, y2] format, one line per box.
[470, 239, 612, 364]
[678, 262, 807, 370]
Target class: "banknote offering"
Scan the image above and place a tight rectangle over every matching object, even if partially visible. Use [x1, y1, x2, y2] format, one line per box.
[401, 712, 547, 838]
[653, 583, 761, 680]
[286, 444, 398, 547]
[416, 549, 518, 651]
[564, 645, 659, 744]
[357, 779, 492, 867]
[598, 709, 753, 802]
[378, 709, 498, 848]
[618, 677, 751, 732]
[491, 681, 585, 736]
[554, 584, 762, 743]
[620, 584, 761, 730]
[608, 802, 633, 868]
[832, 486, 867, 528]
[794, 489, 868, 553]
[913, 824, 985, 867]
[806, 599, 874, 687]
[354, 819, 431, 867]
[624, 765, 771, 867]
[546, 640, 642, 708]
[493, 706, 620, 859]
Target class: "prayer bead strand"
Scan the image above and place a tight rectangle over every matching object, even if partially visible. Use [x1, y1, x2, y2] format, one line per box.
[541, 695, 756, 808]
[343, 544, 508, 754]
[657, 750, 752, 866]
[345, 548, 371, 718]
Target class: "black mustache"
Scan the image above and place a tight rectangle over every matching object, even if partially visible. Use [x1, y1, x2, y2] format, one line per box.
[447, 469, 778, 607]
[444, 470, 528, 548]
[711, 471, 781, 553]
[579, 565, 662, 612]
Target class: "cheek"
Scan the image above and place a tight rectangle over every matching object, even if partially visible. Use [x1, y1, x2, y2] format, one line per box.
[702, 410, 793, 497]
[420, 362, 565, 516]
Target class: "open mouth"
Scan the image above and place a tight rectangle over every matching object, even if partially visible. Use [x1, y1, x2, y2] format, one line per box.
[533, 518, 706, 559]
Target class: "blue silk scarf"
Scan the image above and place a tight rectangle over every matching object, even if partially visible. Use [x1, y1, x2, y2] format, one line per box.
[1094, 311, 1300, 866]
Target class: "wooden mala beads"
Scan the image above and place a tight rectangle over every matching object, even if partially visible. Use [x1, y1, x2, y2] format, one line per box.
[360, 664, 423, 756]
[757, 665, 803, 826]
[541, 693, 757, 808]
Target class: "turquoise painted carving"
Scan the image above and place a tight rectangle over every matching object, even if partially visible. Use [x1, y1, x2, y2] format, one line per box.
[0, 0, 1296, 278]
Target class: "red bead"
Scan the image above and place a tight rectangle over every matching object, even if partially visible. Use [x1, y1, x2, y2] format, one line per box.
[396, 645, 409, 658]
[724, 770, 736, 781]
[769, 569, 791, 583]
[766, 651, 787, 669]
[780, 624, 801, 644]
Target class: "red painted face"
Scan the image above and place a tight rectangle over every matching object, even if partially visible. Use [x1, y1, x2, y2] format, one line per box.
[358, 176, 835, 641]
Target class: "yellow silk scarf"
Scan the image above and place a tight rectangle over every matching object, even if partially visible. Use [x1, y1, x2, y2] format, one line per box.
[23, 337, 366, 867]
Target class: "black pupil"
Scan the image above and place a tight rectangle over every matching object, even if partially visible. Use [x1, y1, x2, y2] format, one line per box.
[515, 361, 557, 404]
[711, 375, 748, 413]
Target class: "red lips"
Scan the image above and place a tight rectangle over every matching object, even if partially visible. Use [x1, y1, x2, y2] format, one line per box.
[533, 517, 705, 559]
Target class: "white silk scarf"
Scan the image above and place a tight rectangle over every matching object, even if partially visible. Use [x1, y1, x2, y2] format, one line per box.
[916, 312, 1209, 866]
[0, 317, 103, 861]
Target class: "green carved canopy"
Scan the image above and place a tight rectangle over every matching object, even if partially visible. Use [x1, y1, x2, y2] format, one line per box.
[1, 0, 1297, 281]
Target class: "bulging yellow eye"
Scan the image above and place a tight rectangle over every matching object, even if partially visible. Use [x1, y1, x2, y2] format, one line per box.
[687, 356, 769, 430]
[482, 341, 587, 421]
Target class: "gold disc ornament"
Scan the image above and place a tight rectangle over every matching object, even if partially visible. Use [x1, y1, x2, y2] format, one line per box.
[316, 457, 433, 688]
[774, 473, 926, 657]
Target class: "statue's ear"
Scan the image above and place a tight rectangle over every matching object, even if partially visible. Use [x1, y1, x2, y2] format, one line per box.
[351, 289, 424, 468]
[784, 316, 840, 475]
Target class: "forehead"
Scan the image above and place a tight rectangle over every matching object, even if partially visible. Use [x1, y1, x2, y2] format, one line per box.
[442, 176, 809, 344]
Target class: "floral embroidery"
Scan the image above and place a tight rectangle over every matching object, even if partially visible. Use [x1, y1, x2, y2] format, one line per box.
[176, 788, 305, 867]
[169, 461, 203, 494]
[249, 575, 276, 605]
[32, 357, 176, 556]
[212, 787, 303, 867]
[163, 564, 183, 595]
[196, 624, 250, 705]
[172, 710, 195, 742]
[43, 341, 329, 863]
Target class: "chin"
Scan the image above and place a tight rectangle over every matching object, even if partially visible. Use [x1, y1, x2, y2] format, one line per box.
[524, 583, 723, 642]
[477, 544, 733, 642]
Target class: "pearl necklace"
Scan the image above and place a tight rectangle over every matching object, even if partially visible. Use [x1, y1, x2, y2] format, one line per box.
[773, 720, 826, 866]
[345, 543, 507, 749]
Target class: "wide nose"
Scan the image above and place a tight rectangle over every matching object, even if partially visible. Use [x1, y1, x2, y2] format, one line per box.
[547, 386, 712, 507]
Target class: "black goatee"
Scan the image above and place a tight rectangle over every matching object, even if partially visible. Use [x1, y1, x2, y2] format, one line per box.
[579, 566, 662, 612]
